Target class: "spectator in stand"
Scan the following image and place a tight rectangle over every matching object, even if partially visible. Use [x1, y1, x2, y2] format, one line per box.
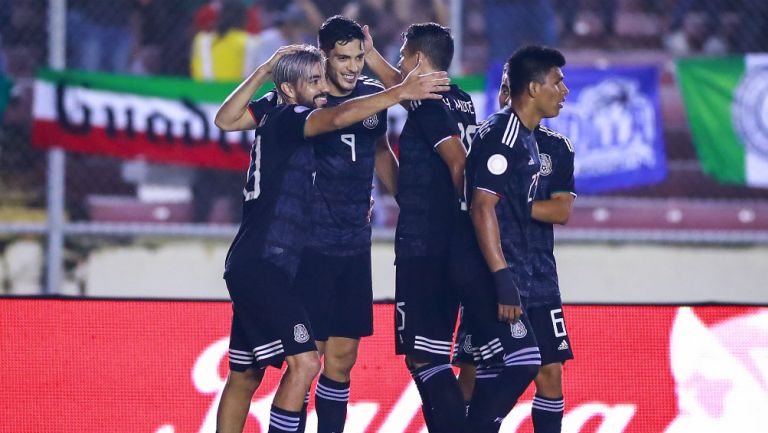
[191, 0, 258, 81]
[193, 0, 264, 34]
[739, 0, 768, 51]
[131, 0, 194, 76]
[663, 0, 728, 55]
[67, 0, 139, 72]
[484, 0, 558, 64]
[251, 0, 323, 66]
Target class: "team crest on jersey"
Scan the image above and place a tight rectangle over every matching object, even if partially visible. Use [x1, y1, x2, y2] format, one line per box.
[539, 153, 553, 176]
[463, 335, 474, 354]
[510, 321, 527, 339]
[293, 324, 310, 343]
[363, 114, 379, 129]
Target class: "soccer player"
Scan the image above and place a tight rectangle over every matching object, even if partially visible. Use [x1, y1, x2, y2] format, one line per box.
[454, 61, 575, 433]
[451, 45, 569, 433]
[291, 16, 396, 433]
[364, 23, 476, 433]
[214, 45, 449, 433]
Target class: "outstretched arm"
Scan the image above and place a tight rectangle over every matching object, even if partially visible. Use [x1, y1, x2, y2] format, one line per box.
[215, 45, 301, 131]
[304, 60, 449, 137]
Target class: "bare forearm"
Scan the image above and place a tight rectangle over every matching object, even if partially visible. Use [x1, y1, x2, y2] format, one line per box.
[531, 195, 573, 225]
[375, 142, 399, 194]
[306, 88, 401, 136]
[365, 48, 402, 89]
[215, 67, 271, 130]
[471, 206, 507, 272]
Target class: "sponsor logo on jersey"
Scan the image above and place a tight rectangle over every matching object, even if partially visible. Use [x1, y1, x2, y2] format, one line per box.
[363, 114, 379, 129]
[293, 324, 310, 343]
[511, 321, 528, 338]
[540, 153, 553, 176]
[558, 340, 569, 351]
[487, 154, 508, 175]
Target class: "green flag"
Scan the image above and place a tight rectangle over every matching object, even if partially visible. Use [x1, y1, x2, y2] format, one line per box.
[677, 55, 768, 187]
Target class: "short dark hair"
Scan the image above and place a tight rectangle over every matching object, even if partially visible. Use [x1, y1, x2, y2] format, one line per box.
[506, 46, 566, 97]
[402, 22, 454, 71]
[318, 15, 365, 53]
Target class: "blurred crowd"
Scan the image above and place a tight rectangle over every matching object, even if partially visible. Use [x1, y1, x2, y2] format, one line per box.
[2, 0, 767, 82]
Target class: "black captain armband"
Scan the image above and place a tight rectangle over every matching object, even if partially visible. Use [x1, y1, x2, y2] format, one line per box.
[493, 267, 521, 306]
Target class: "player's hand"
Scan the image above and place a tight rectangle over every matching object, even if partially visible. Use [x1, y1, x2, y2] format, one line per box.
[260, 45, 303, 76]
[498, 303, 523, 323]
[367, 195, 375, 223]
[362, 25, 374, 56]
[397, 57, 450, 101]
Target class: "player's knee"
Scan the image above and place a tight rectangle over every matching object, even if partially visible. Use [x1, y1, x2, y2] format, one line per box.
[287, 352, 322, 383]
[534, 363, 563, 397]
[324, 347, 358, 379]
[404, 355, 431, 372]
[227, 368, 264, 393]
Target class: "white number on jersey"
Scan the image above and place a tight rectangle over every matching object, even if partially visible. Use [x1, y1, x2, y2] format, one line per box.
[244, 135, 262, 201]
[550, 308, 567, 337]
[342, 133, 356, 162]
[457, 122, 478, 150]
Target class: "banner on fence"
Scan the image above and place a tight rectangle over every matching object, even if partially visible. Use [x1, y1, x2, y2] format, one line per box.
[486, 64, 667, 194]
[677, 54, 768, 188]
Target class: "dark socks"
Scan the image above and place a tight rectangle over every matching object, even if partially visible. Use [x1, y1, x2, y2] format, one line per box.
[410, 363, 466, 433]
[466, 364, 539, 433]
[532, 394, 564, 433]
[268, 405, 301, 433]
[315, 374, 350, 433]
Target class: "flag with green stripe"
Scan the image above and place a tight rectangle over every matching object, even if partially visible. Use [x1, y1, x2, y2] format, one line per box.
[677, 55, 768, 187]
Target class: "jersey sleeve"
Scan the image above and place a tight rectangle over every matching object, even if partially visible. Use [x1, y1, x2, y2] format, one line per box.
[274, 104, 314, 142]
[247, 91, 278, 123]
[549, 140, 576, 196]
[410, 100, 460, 148]
[472, 130, 517, 197]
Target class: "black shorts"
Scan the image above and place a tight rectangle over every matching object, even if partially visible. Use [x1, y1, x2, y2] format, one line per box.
[454, 270, 540, 368]
[394, 255, 460, 362]
[225, 260, 317, 372]
[527, 300, 574, 365]
[293, 249, 374, 341]
[454, 298, 572, 367]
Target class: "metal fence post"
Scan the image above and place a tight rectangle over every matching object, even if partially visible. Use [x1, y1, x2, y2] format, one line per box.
[45, 0, 67, 295]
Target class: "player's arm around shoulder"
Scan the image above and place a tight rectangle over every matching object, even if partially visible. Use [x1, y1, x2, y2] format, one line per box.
[303, 60, 449, 137]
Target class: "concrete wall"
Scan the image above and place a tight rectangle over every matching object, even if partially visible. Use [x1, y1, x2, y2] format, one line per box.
[1, 240, 766, 304]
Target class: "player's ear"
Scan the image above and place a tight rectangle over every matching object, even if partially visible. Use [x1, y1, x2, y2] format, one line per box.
[280, 82, 296, 100]
[527, 80, 538, 98]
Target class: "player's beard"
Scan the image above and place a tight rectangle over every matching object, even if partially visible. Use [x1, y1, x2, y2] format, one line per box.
[312, 92, 329, 108]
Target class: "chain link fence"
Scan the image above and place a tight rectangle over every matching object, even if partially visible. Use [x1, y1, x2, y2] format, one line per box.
[1, 0, 768, 295]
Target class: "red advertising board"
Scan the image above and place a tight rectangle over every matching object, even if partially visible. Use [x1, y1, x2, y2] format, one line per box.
[1, 300, 765, 432]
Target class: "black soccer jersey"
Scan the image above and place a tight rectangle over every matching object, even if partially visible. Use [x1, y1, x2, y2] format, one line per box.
[306, 77, 387, 255]
[526, 125, 575, 305]
[461, 107, 541, 295]
[224, 103, 315, 279]
[395, 84, 477, 258]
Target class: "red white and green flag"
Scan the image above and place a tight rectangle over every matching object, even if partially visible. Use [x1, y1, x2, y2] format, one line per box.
[677, 55, 768, 187]
[32, 69, 267, 170]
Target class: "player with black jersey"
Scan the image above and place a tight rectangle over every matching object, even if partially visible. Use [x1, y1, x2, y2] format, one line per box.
[364, 23, 475, 433]
[452, 46, 569, 433]
[213, 45, 449, 433]
[454, 62, 576, 433]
